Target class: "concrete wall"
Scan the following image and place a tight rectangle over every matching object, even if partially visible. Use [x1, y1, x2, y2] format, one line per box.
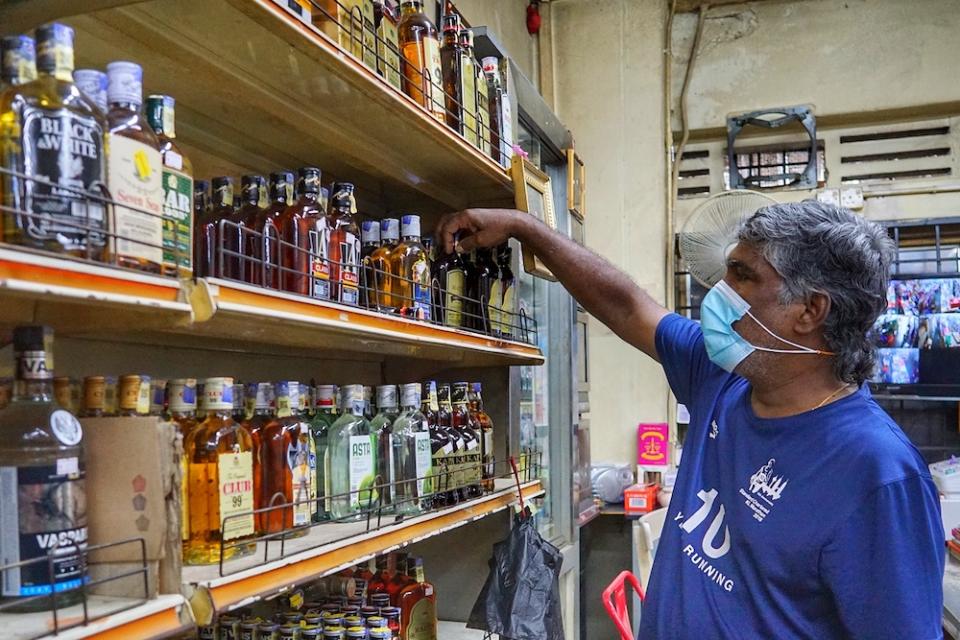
[450, 0, 538, 82]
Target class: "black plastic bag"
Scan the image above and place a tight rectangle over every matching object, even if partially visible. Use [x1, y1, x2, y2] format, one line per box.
[467, 508, 566, 640]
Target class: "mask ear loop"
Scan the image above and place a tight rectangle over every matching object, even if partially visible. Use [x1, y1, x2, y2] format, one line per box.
[744, 308, 836, 356]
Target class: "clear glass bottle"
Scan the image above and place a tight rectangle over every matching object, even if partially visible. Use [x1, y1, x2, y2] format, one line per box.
[360, 219, 381, 310]
[167, 378, 198, 545]
[387, 215, 431, 320]
[369, 385, 399, 512]
[0, 326, 86, 612]
[328, 182, 361, 306]
[329, 384, 375, 521]
[279, 167, 328, 298]
[369, 218, 399, 312]
[0, 24, 107, 260]
[391, 383, 432, 516]
[398, 1, 444, 121]
[311, 384, 338, 522]
[470, 382, 494, 492]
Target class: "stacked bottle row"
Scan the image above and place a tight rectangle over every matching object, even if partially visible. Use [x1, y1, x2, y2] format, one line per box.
[198, 552, 437, 639]
[0, 25, 194, 275]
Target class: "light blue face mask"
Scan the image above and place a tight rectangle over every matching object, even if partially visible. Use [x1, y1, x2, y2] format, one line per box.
[700, 280, 835, 373]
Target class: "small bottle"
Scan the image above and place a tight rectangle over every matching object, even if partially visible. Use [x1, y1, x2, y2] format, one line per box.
[398, 1, 443, 121]
[1, 36, 37, 89]
[369, 218, 399, 312]
[279, 167, 327, 298]
[105, 61, 164, 273]
[254, 171, 294, 290]
[145, 95, 194, 276]
[72, 68, 106, 113]
[167, 378, 197, 544]
[195, 176, 234, 278]
[391, 383, 432, 516]
[81, 375, 107, 417]
[360, 219, 381, 310]
[388, 215, 431, 320]
[439, 13, 463, 135]
[329, 384, 375, 521]
[311, 384, 338, 522]
[369, 385, 399, 511]
[327, 182, 361, 306]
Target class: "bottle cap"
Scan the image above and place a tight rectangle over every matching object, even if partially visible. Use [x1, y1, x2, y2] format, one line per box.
[118, 374, 141, 410]
[145, 94, 175, 137]
[297, 167, 321, 195]
[316, 384, 335, 407]
[201, 377, 234, 411]
[459, 28, 474, 47]
[241, 175, 264, 204]
[150, 378, 167, 413]
[270, 171, 294, 202]
[400, 214, 421, 238]
[35, 23, 74, 76]
[400, 383, 421, 408]
[361, 220, 380, 244]
[380, 218, 400, 242]
[330, 182, 356, 213]
[344, 384, 364, 416]
[212, 176, 234, 206]
[13, 325, 53, 380]
[2, 36, 36, 85]
[168, 379, 197, 412]
[452, 381, 469, 404]
[481, 56, 499, 74]
[376, 385, 397, 409]
[83, 376, 106, 410]
[106, 60, 143, 106]
[441, 13, 460, 33]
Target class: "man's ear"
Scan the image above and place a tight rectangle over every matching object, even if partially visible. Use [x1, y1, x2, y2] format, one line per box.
[794, 291, 831, 337]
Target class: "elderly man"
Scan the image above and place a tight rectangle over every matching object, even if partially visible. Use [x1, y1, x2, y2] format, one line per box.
[437, 201, 944, 640]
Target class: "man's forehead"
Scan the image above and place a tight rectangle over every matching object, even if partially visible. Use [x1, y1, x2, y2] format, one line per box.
[727, 242, 777, 276]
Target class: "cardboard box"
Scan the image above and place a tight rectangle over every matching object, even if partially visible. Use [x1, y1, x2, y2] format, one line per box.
[624, 483, 660, 517]
[81, 417, 180, 598]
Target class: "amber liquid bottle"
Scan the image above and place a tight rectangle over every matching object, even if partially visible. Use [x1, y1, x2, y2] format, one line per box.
[240, 382, 273, 534]
[398, 0, 444, 122]
[196, 176, 234, 279]
[193, 180, 209, 274]
[260, 382, 313, 535]
[434, 233, 467, 328]
[360, 219, 381, 309]
[387, 214, 431, 320]
[279, 167, 327, 298]
[167, 378, 198, 545]
[219, 174, 260, 283]
[252, 171, 293, 290]
[439, 13, 463, 134]
[327, 182, 361, 306]
[369, 218, 399, 312]
[398, 556, 438, 639]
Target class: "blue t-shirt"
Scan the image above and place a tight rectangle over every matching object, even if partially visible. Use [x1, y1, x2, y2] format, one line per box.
[640, 314, 945, 640]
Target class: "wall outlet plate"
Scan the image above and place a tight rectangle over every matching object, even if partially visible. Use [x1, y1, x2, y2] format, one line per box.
[817, 188, 840, 206]
[840, 186, 865, 209]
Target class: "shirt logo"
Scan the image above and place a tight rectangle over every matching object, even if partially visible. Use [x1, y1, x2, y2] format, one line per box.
[709, 420, 719, 439]
[740, 458, 788, 523]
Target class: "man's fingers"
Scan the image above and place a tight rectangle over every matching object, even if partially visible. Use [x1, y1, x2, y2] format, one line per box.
[437, 210, 476, 254]
[456, 233, 479, 253]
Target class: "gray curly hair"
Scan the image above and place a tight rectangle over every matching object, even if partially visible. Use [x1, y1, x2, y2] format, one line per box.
[738, 200, 895, 384]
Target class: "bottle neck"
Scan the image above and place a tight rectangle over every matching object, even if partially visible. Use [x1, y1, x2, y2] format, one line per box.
[15, 379, 53, 401]
[109, 100, 141, 113]
[171, 408, 196, 419]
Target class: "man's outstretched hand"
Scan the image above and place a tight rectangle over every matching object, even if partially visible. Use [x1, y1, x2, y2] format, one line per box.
[435, 208, 526, 255]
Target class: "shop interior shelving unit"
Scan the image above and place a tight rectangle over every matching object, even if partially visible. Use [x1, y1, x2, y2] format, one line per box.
[0, 0, 543, 638]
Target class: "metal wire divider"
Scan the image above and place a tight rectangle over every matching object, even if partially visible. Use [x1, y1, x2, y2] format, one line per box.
[206, 451, 543, 578]
[0, 537, 151, 638]
[209, 218, 539, 346]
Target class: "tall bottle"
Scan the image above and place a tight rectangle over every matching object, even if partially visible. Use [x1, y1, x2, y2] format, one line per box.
[279, 167, 328, 298]
[329, 384, 375, 521]
[423, 382, 449, 507]
[241, 382, 273, 534]
[167, 378, 198, 546]
[437, 383, 463, 503]
[470, 382, 494, 491]
[492, 245, 516, 337]
[369, 218, 399, 312]
[451, 382, 481, 498]
[387, 215, 431, 320]
[434, 233, 467, 328]
[392, 383, 432, 516]
[328, 182, 361, 306]
[1, 36, 37, 90]
[0, 24, 108, 259]
[184, 377, 256, 565]
[475, 46, 491, 156]
[145, 95, 194, 276]
[261, 382, 313, 533]
[311, 384, 337, 522]
[195, 176, 234, 278]
[369, 385, 399, 511]
[105, 61, 164, 273]
[439, 14, 463, 135]
[0, 326, 86, 611]
[398, 556, 437, 639]
[253, 171, 293, 290]
[360, 219, 381, 309]
[458, 28, 479, 147]
[225, 174, 264, 284]
[482, 57, 513, 167]
[468, 248, 497, 333]
[398, 1, 444, 122]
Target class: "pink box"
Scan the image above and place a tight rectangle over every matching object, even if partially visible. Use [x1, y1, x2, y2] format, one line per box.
[637, 423, 670, 467]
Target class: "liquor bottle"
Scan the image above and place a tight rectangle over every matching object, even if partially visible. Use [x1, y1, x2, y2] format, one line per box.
[421, 381, 447, 507]
[376, 0, 402, 90]
[150, 378, 167, 418]
[458, 28, 479, 146]
[279, 167, 327, 298]
[388, 215, 431, 320]
[491, 245, 516, 337]
[0, 24, 107, 260]
[398, 1, 443, 121]
[117, 374, 147, 416]
[146, 95, 194, 276]
[475, 47, 491, 156]
[184, 377, 256, 565]
[451, 382, 481, 498]
[231, 383, 246, 422]
[241, 382, 273, 534]
[72, 68, 106, 113]
[437, 383, 463, 503]
[439, 14, 463, 135]
[360, 219, 381, 309]
[369, 218, 399, 312]
[329, 384, 375, 520]
[1, 36, 37, 89]
[0, 326, 86, 612]
[391, 383, 432, 516]
[467, 248, 497, 333]
[327, 182, 361, 306]
[194, 180, 209, 220]
[262, 382, 313, 533]
[193, 179, 212, 276]
[482, 57, 513, 167]
[470, 382, 494, 491]
[365, 385, 376, 421]
[253, 171, 293, 290]
[434, 233, 467, 328]
[296, 384, 319, 524]
[105, 61, 164, 273]
[103, 376, 118, 416]
[311, 384, 337, 522]
[167, 378, 198, 544]
[81, 375, 106, 417]
[397, 556, 437, 639]
[53, 376, 75, 413]
[369, 385, 399, 511]
[222, 174, 262, 283]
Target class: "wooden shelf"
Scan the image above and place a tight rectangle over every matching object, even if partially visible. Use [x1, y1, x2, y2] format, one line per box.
[4, 594, 194, 640]
[36, 0, 517, 216]
[184, 479, 544, 624]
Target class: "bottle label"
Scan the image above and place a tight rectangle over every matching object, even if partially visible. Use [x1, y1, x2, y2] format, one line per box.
[500, 95, 514, 166]
[422, 36, 444, 118]
[107, 134, 164, 265]
[412, 259, 431, 320]
[483, 429, 494, 478]
[137, 380, 152, 415]
[218, 451, 254, 540]
[460, 57, 478, 145]
[16, 349, 53, 380]
[287, 438, 313, 526]
[379, 18, 402, 90]
[180, 449, 189, 542]
[161, 168, 193, 272]
[309, 228, 331, 300]
[487, 280, 502, 334]
[0, 462, 87, 597]
[443, 269, 465, 328]
[338, 232, 361, 306]
[324, 447, 332, 513]
[500, 283, 515, 337]
[349, 435, 375, 509]
[308, 432, 318, 517]
[406, 595, 437, 640]
[414, 431, 432, 498]
[477, 71, 490, 153]
[19, 107, 106, 251]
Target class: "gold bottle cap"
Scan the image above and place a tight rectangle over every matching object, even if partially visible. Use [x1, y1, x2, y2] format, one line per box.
[118, 374, 141, 411]
[54, 376, 73, 410]
[83, 375, 106, 411]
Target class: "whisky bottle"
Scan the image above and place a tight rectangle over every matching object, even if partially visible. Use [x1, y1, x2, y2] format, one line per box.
[81, 375, 106, 417]
[451, 382, 481, 498]
[117, 374, 144, 416]
[469, 248, 498, 333]
[398, 1, 444, 122]
[0, 23, 108, 259]
[439, 13, 463, 134]
[145, 95, 194, 277]
[196, 176, 234, 279]
[458, 28, 479, 146]
[360, 219, 380, 309]
[227, 174, 264, 283]
[184, 377, 256, 565]
[329, 384, 375, 521]
[105, 61, 164, 273]
[310, 384, 337, 522]
[328, 182, 361, 306]
[481, 57, 513, 167]
[1, 36, 37, 89]
[279, 167, 327, 298]
[53, 376, 76, 413]
[261, 382, 313, 533]
[434, 233, 466, 328]
[72, 69, 106, 113]
[253, 171, 293, 290]
[239, 382, 272, 534]
[391, 383, 432, 516]
[437, 383, 463, 503]
[470, 382, 494, 491]
[475, 50, 491, 156]
[422, 382, 448, 507]
[167, 378, 198, 544]
[387, 215, 431, 320]
[398, 556, 437, 639]
[376, 0, 402, 90]
[369, 385, 398, 511]
[492, 245, 516, 337]
[0, 326, 86, 612]
[369, 218, 399, 312]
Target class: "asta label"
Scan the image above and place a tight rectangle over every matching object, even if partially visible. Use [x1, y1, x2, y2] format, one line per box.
[415, 431, 432, 498]
[349, 435, 376, 509]
[20, 108, 106, 250]
[218, 451, 254, 540]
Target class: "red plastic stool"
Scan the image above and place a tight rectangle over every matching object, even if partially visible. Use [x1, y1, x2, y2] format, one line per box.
[602, 570, 645, 640]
